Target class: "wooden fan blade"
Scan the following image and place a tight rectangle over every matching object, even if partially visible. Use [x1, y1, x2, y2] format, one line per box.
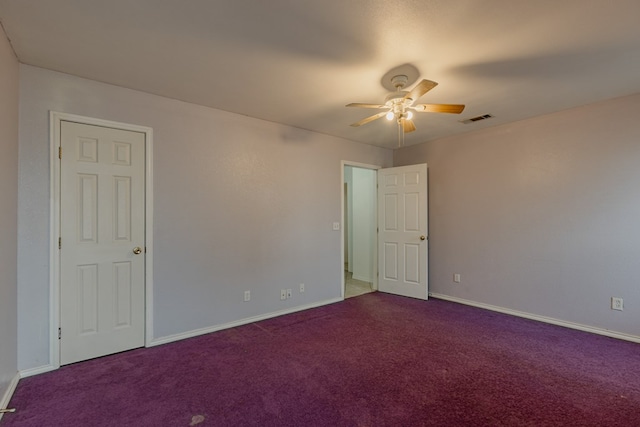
[346, 103, 386, 108]
[350, 111, 387, 127]
[402, 118, 416, 133]
[414, 103, 465, 114]
[404, 79, 438, 103]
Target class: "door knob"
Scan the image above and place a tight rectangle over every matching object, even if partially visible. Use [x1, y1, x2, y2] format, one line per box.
[420, 235, 426, 241]
[133, 247, 143, 255]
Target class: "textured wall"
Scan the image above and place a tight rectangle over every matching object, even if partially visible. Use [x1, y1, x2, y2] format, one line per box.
[0, 28, 19, 396]
[17, 65, 392, 370]
[395, 93, 640, 337]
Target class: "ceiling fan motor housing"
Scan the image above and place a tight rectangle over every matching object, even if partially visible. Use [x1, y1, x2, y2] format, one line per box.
[385, 91, 413, 117]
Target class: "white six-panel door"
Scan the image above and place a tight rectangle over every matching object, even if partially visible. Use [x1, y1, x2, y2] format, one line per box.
[377, 164, 428, 299]
[60, 121, 146, 365]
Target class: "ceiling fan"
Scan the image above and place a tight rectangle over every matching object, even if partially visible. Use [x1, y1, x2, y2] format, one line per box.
[346, 75, 465, 133]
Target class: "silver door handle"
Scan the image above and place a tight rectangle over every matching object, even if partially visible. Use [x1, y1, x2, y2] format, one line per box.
[420, 235, 426, 241]
[133, 247, 142, 255]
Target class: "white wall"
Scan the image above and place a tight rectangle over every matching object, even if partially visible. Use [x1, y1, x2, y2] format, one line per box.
[17, 65, 393, 371]
[0, 27, 19, 401]
[351, 167, 376, 282]
[344, 166, 353, 271]
[394, 93, 640, 338]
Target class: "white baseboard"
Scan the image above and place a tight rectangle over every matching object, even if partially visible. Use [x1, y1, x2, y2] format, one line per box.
[429, 293, 640, 344]
[149, 297, 343, 347]
[16, 298, 344, 378]
[19, 364, 57, 379]
[0, 372, 20, 422]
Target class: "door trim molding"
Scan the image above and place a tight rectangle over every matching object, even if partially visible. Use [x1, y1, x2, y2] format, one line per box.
[0, 372, 19, 422]
[49, 111, 154, 369]
[340, 161, 381, 300]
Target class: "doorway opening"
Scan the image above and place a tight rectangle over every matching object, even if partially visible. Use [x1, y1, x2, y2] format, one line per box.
[343, 164, 377, 298]
[341, 161, 429, 301]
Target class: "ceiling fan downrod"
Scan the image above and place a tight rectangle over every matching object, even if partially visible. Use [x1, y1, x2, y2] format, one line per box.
[391, 75, 409, 90]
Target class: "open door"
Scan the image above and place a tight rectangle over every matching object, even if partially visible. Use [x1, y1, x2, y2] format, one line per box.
[377, 164, 428, 299]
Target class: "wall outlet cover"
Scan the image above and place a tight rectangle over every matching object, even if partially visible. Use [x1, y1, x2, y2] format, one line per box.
[611, 297, 624, 311]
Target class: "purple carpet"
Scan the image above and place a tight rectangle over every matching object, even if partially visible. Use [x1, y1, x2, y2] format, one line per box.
[3, 294, 640, 426]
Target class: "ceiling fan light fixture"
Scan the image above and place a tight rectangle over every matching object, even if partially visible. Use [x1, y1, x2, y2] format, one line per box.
[347, 76, 465, 131]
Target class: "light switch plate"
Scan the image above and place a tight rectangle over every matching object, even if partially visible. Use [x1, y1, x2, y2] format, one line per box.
[611, 297, 623, 311]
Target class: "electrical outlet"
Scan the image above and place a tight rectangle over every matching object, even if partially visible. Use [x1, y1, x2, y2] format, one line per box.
[244, 290, 250, 302]
[332, 222, 340, 230]
[286, 289, 292, 299]
[611, 297, 624, 311]
[280, 289, 287, 300]
[299, 283, 305, 293]
[453, 273, 461, 283]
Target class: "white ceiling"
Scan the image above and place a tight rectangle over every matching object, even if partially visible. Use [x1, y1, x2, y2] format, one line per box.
[1, 0, 639, 149]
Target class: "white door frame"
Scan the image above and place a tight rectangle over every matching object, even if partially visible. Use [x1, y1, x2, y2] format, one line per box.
[49, 111, 154, 369]
[340, 160, 381, 299]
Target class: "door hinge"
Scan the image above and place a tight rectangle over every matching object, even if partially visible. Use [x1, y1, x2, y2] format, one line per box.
[58, 146, 62, 159]
[58, 328, 61, 340]
[58, 237, 61, 249]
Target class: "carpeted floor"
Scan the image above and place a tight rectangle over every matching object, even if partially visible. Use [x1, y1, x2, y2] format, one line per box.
[3, 294, 639, 426]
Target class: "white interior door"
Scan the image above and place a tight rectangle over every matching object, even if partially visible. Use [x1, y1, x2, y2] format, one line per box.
[377, 164, 428, 299]
[60, 121, 146, 365]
